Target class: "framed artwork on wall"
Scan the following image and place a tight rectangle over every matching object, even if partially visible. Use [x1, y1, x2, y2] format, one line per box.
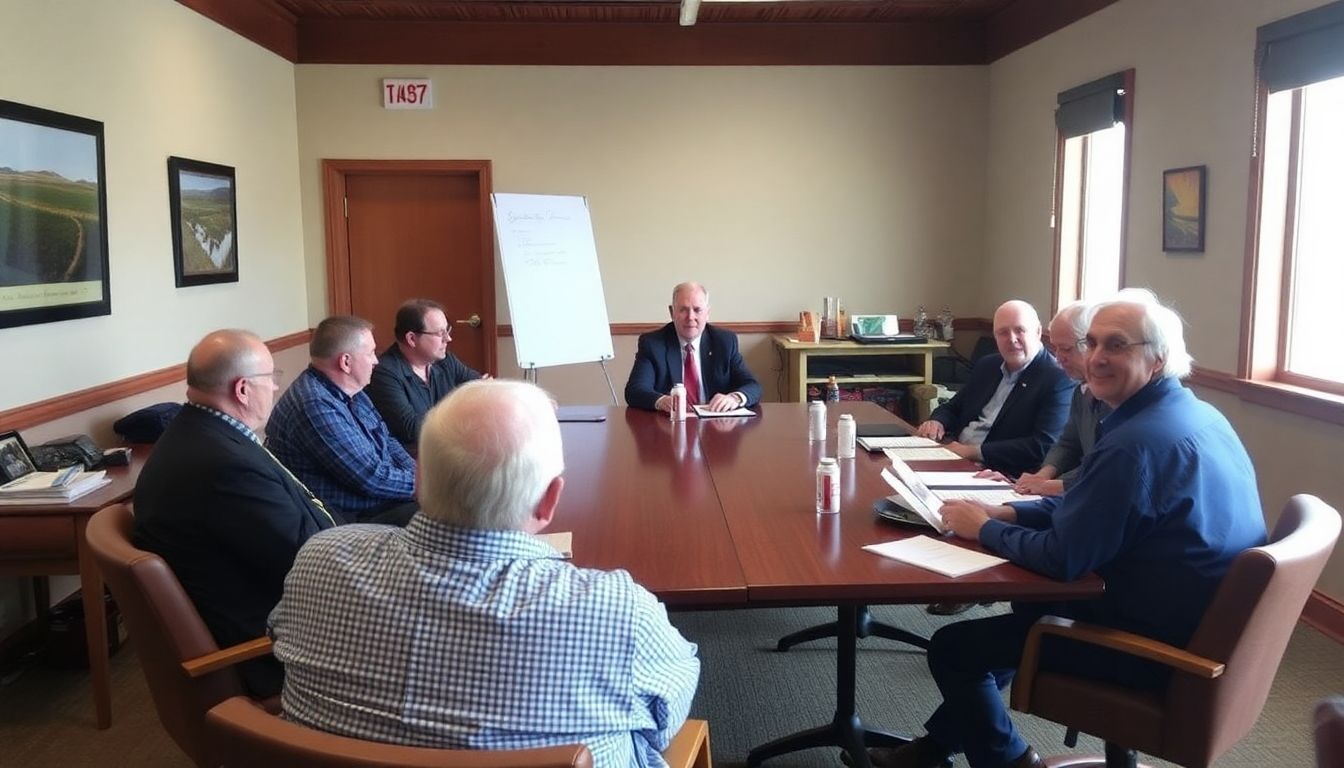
[1162, 165, 1207, 253]
[0, 100, 111, 329]
[168, 156, 238, 287]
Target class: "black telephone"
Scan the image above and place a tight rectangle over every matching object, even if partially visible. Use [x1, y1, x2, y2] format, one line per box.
[30, 434, 104, 471]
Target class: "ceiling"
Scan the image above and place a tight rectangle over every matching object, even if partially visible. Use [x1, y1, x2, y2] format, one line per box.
[177, 0, 1118, 65]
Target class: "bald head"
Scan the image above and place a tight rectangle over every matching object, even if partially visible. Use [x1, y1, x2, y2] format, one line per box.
[185, 330, 277, 430]
[992, 300, 1043, 372]
[417, 380, 565, 531]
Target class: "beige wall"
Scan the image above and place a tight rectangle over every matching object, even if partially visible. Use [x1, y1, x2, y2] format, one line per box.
[294, 65, 989, 329]
[0, 0, 308, 412]
[984, 0, 1344, 597]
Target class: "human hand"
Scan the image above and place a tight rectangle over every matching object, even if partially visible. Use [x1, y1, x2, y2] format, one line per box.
[704, 393, 740, 412]
[945, 441, 980, 461]
[939, 500, 991, 540]
[654, 395, 673, 413]
[916, 420, 945, 440]
[974, 469, 1012, 483]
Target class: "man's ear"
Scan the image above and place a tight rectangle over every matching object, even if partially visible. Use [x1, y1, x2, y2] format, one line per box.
[233, 377, 250, 404]
[667, 304, 675, 320]
[531, 475, 565, 531]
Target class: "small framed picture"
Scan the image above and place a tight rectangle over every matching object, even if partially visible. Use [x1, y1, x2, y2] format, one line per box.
[168, 156, 238, 287]
[0, 431, 37, 484]
[1162, 165, 1206, 253]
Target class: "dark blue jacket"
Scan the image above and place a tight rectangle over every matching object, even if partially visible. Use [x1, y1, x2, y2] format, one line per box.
[625, 323, 761, 410]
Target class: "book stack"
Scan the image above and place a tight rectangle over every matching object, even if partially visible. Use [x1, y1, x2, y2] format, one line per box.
[0, 470, 111, 505]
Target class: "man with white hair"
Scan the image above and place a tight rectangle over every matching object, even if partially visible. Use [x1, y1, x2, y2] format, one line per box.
[856, 291, 1267, 768]
[269, 380, 700, 768]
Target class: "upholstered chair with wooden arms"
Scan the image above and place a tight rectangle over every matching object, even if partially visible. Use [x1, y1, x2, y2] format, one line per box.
[1316, 696, 1344, 768]
[1011, 494, 1340, 768]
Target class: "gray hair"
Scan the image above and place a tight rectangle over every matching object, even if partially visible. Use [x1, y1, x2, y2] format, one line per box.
[417, 380, 565, 530]
[310, 315, 373, 360]
[186, 329, 266, 390]
[1086, 288, 1193, 379]
[1053, 301, 1090, 342]
[671, 282, 709, 306]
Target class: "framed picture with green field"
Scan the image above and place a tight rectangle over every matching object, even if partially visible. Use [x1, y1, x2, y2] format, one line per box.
[168, 156, 238, 287]
[0, 100, 111, 329]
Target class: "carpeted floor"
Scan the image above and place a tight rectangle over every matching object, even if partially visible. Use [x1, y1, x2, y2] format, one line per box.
[1, 603, 1339, 767]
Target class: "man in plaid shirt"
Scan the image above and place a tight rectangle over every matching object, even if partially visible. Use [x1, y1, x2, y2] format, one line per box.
[270, 380, 700, 767]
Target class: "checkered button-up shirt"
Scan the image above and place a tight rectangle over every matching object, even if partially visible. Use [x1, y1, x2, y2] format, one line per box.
[264, 366, 415, 523]
[269, 516, 700, 768]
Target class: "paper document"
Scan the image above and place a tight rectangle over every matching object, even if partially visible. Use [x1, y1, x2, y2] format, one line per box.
[916, 471, 1012, 489]
[691, 405, 756, 418]
[880, 467, 946, 532]
[863, 536, 1008, 578]
[538, 531, 573, 558]
[857, 436, 938, 451]
[882, 446, 961, 461]
[0, 471, 110, 505]
[934, 489, 1042, 505]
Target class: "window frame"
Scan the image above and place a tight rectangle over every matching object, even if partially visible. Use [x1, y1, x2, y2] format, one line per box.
[1050, 69, 1136, 316]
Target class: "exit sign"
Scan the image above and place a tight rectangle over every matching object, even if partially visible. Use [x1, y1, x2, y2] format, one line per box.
[382, 78, 433, 110]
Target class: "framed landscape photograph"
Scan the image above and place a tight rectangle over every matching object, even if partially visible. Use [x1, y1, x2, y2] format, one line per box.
[168, 156, 238, 287]
[0, 100, 111, 329]
[1162, 165, 1206, 252]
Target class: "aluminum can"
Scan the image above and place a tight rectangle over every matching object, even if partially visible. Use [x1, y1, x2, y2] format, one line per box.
[808, 401, 826, 442]
[670, 383, 687, 422]
[837, 414, 856, 459]
[816, 458, 840, 514]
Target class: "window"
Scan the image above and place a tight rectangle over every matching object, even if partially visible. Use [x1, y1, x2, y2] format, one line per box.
[1243, 2, 1344, 396]
[1051, 70, 1134, 311]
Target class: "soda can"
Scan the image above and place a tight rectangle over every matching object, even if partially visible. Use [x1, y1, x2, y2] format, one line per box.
[670, 383, 687, 422]
[837, 413, 856, 459]
[808, 401, 826, 442]
[816, 457, 840, 514]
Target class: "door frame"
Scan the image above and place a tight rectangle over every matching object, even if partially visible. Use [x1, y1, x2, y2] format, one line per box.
[321, 158, 496, 373]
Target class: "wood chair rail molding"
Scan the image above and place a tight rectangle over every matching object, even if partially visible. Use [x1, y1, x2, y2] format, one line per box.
[0, 330, 312, 434]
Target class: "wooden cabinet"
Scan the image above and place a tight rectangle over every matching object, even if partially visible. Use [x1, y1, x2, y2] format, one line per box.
[771, 335, 948, 403]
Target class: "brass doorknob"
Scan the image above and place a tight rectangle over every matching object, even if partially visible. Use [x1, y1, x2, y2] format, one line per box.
[457, 314, 482, 329]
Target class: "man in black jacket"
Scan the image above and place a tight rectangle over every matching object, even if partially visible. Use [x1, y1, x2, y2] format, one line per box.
[368, 298, 485, 450]
[916, 300, 1072, 478]
[134, 329, 334, 697]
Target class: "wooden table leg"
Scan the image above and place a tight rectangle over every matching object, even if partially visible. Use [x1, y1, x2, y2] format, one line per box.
[75, 517, 111, 729]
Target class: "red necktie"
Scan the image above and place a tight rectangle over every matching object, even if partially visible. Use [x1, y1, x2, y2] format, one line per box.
[683, 343, 701, 405]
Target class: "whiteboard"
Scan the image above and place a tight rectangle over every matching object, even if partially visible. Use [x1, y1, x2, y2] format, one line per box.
[492, 193, 614, 369]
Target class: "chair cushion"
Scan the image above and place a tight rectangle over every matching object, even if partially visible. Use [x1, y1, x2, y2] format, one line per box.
[1030, 672, 1166, 756]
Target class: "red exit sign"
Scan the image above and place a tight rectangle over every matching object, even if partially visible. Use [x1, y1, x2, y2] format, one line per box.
[382, 78, 433, 110]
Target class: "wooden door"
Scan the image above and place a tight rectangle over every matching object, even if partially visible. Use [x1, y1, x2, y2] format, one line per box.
[322, 160, 494, 373]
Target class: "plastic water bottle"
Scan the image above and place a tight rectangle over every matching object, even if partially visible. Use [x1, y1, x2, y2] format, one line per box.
[837, 414, 856, 459]
[914, 305, 930, 338]
[808, 401, 827, 442]
[825, 375, 840, 403]
[938, 305, 955, 341]
[816, 458, 840, 514]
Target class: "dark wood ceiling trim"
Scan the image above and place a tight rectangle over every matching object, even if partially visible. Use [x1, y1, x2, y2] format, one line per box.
[295, 18, 986, 65]
[177, 0, 300, 62]
[984, 0, 1120, 62]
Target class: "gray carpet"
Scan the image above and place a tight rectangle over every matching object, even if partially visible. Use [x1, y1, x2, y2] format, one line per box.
[0, 603, 1339, 766]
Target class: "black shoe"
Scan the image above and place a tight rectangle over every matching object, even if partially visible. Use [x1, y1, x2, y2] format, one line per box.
[840, 737, 950, 768]
[927, 602, 973, 616]
[1010, 745, 1046, 768]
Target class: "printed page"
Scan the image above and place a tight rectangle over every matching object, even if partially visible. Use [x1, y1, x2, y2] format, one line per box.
[691, 404, 757, 418]
[537, 531, 573, 558]
[862, 536, 1008, 578]
[857, 436, 938, 451]
[933, 489, 1042, 504]
[916, 471, 1012, 488]
[882, 446, 961, 461]
[880, 468, 945, 532]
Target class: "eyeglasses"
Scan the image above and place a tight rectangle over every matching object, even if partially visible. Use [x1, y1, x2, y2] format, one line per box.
[1049, 338, 1088, 355]
[1083, 337, 1153, 355]
[417, 327, 452, 339]
[241, 369, 284, 385]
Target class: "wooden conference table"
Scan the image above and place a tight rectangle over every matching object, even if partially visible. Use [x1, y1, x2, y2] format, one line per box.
[553, 403, 1102, 767]
[0, 450, 148, 730]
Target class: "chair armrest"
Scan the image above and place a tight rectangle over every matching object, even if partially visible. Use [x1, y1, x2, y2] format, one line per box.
[182, 637, 274, 678]
[663, 719, 711, 768]
[1012, 616, 1224, 712]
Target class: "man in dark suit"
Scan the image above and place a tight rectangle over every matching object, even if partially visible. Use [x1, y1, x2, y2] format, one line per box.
[916, 300, 1072, 478]
[134, 330, 335, 697]
[625, 282, 762, 412]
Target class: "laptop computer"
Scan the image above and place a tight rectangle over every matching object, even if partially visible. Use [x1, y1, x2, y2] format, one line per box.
[0, 431, 39, 487]
[849, 314, 923, 345]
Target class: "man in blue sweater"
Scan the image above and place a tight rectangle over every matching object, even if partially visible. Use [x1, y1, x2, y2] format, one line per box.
[862, 291, 1267, 768]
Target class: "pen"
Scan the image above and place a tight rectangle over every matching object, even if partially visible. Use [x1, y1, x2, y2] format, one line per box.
[52, 465, 81, 488]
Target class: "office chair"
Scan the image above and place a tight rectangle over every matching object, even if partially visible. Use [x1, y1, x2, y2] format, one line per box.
[1011, 494, 1340, 768]
[1317, 696, 1344, 768]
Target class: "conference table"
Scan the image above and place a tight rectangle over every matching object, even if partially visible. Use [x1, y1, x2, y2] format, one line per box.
[553, 402, 1103, 767]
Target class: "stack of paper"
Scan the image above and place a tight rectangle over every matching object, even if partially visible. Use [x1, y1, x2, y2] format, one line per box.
[862, 536, 1007, 578]
[0, 470, 110, 505]
[857, 435, 938, 451]
[538, 531, 573, 558]
[691, 404, 757, 418]
[881, 446, 961, 461]
[914, 470, 1042, 505]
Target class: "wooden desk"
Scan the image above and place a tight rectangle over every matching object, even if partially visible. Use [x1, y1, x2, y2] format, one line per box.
[772, 335, 950, 403]
[0, 451, 147, 729]
[564, 404, 1101, 767]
